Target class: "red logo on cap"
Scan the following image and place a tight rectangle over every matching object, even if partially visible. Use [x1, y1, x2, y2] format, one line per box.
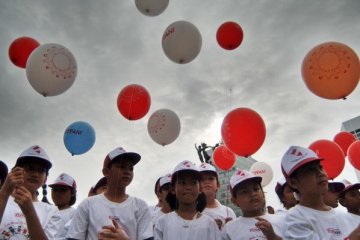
[183, 161, 191, 168]
[33, 146, 41, 154]
[59, 174, 65, 180]
[236, 170, 245, 176]
[290, 149, 303, 156]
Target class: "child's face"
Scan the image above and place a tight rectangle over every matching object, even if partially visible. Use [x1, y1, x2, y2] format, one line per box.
[173, 171, 200, 205]
[22, 162, 47, 192]
[289, 161, 328, 196]
[159, 183, 170, 202]
[51, 186, 72, 208]
[232, 180, 265, 216]
[342, 188, 360, 211]
[200, 172, 218, 196]
[106, 159, 134, 187]
[323, 189, 340, 208]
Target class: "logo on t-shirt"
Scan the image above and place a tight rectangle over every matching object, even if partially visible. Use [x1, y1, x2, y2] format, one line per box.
[1, 222, 30, 239]
[327, 228, 341, 236]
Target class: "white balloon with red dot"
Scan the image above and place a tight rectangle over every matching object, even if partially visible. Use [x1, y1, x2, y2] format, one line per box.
[162, 21, 202, 64]
[26, 43, 77, 97]
[135, 0, 169, 16]
[147, 108, 181, 146]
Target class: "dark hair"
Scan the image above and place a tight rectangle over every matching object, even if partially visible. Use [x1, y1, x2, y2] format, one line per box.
[159, 182, 170, 193]
[41, 184, 50, 204]
[154, 177, 161, 194]
[166, 191, 207, 212]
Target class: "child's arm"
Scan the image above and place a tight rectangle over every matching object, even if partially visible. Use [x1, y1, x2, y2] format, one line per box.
[255, 217, 282, 240]
[345, 224, 360, 240]
[13, 186, 48, 240]
[0, 167, 24, 223]
[97, 219, 130, 240]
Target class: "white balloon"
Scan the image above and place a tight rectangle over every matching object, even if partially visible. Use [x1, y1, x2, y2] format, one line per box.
[26, 43, 77, 97]
[147, 109, 181, 146]
[162, 21, 202, 64]
[135, 0, 169, 16]
[250, 161, 273, 187]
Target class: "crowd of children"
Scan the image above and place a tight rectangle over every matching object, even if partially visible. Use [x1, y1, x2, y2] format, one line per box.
[0, 144, 359, 239]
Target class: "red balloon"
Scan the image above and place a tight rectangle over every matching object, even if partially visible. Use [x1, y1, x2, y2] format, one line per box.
[117, 84, 151, 120]
[216, 21, 244, 50]
[8, 37, 40, 68]
[347, 141, 360, 171]
[309, 139, 345, 179]
[221, 108, 266, 157]
[213, 145, 236, 171]
[333, 131, 356, 156]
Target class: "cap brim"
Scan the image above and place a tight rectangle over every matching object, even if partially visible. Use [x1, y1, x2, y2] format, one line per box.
[171, 169, 200, 183]
[113, 152, 141, 165]
[328, 182, 345, 193]
[343, 183, 360, 192]
[231, 176, 262, 190]
[287, 157, 322, 177]
[16, 156, 52, 170]
[49, 183, 72, 188]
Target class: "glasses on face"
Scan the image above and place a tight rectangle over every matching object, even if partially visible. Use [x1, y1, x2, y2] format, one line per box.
[22, 164, 47, 174]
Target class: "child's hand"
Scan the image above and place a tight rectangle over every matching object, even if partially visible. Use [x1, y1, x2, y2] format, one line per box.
[255, 217, 281, 240]
[346, 224, 360, 240]
[1, 167, 24, 195]
[98, 219, 129, 240]
[13, 186, 33, 215]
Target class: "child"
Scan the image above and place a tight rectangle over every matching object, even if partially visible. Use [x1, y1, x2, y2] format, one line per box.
[199, 162, 236, 230]
[0, 145, 62, 239]
[323, 181, 345, 208]
[0, 160, 8, 188]
[339, 179, 360, 221]
[154, 160, 221, 240]
[274, 177, 297, 214]
[223, 169, 283, 240]
[281, 145, 360, 239]
[49, 173, 77, 223]
[152, 174, 172, 225]
[67, 146, 153, 240]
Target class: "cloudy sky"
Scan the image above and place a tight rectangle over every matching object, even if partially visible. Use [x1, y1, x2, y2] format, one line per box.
[1, 0, 359, 210]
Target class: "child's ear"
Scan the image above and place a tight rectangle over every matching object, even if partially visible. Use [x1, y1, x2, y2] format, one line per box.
[338, 198, 345, 207]
[102, 167, 109, 177]
[231, 196, 238, 207]
[170, 185, 176, 195]
[287, 178, 298, 191]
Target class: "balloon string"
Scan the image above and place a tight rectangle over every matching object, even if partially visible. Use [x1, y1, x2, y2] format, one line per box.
[127, 87, 136, 120]
[229, 87, 232, 111]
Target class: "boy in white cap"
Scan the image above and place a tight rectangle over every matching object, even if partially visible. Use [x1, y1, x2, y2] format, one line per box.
[339, 179, 360, 221]
[67, 147, 153, 240]
[323, 181, 345, 208]
[152, 173, 172, 225]
[222, 169, 283, 240]
[154, 160, 221, 240]
[49, 173, 77, 223]
[199, 162, 236, 230]
[0, 145, 62, 239]
[274, 177, 297, 215]
[281, 145, 360, 239]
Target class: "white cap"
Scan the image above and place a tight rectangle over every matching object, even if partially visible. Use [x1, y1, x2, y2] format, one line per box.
[230, 169, 262, 190]
[159, 173, 172, 187]
[199, 162, 217, 173]
[103, 147, 141, 168]
[49, 173, 77, 190]
[281, 146, 321, 177]
[172, 160, 199, 182]
[340, 179, 360, 192]
[16, 145, 52, 170]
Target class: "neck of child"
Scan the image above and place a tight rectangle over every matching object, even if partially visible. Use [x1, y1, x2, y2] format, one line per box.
[104, 187, 128, 203]
[177, 204, 198, 220]
[299, 195, 330, 211]
[205, 194, 217, 208]
[242, 209, 265, 218]
[161, 203, 172, 214]
[58, 205, 70, 210]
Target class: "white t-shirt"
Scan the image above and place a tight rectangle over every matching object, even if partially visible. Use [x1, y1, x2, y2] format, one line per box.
[154, 211, 221, 240]
[0, 196, 62, 240]
[222, 213, 284, 240]
[275, 207, 288, 215]
[57, 207, 76, 240]
[283, 205, 356, 239]
[347, 212, 360, 223]
[202, 200, 237, 229]
[67, 194, 153, 240]
[152, 208, 167, 226]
